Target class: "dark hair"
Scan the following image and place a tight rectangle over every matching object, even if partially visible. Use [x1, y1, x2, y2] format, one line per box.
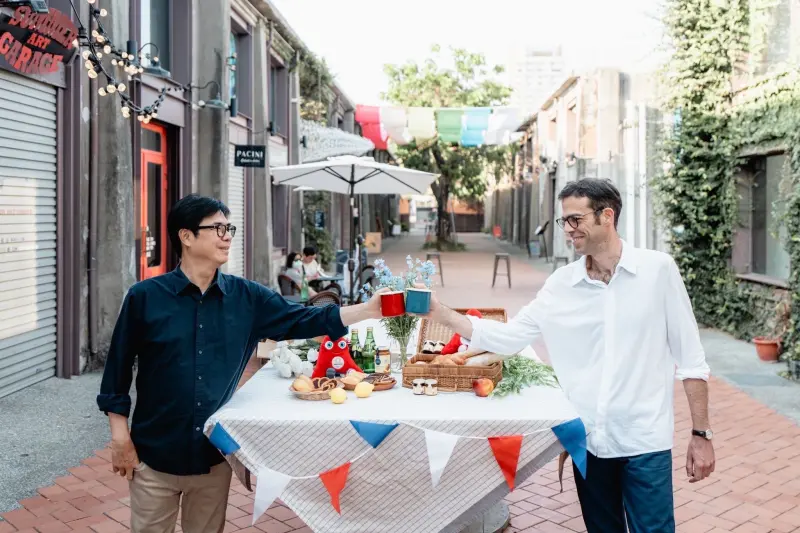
[302, 245, 317, 257]
[557, 178, 622, 228]
[167, 194, 230, 257]
[285, 252, 300, 270]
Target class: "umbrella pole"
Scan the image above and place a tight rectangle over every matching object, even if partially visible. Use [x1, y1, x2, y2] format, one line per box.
[348, 166, 356, 304]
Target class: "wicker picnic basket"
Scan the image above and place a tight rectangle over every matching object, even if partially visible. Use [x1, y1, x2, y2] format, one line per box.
[401, 308, 507, 392]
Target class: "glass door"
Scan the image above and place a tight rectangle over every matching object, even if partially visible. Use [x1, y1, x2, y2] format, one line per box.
[140, 123, 168, 279]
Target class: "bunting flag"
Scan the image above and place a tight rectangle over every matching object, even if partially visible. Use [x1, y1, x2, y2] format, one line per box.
[407, 107, 436, 141]
[320, 462, 351, 514]
[488, 435, 524, 491]
[360, 123, 388, 150]
[355, 104, 380, 125]
[424, 429, 461, 488]
[460, 129, 485, 147]
[252, 467, 293, 525]
[208, 423, 240, 455]
[436, 109, 464, 143]
[551, 418, 588, 478]
[380, 107, 411, 145]
[349, 421, 399, 448]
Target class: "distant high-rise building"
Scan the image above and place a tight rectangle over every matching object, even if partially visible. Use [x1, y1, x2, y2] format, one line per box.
[507, 46, 565, 116]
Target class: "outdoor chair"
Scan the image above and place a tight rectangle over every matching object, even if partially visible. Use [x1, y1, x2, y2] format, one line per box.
[307, 291, 342, 307]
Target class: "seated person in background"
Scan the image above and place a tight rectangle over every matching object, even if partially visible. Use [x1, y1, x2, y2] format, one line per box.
[283, 252, 317, 297]
[302, 245, 326, 279]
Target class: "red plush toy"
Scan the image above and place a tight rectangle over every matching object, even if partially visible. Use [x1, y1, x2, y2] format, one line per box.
[311, 336, 363, 378]
[441, 309, 483, 355]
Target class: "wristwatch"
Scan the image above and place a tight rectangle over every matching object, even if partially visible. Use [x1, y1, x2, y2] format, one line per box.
[692, 429, 713, 440]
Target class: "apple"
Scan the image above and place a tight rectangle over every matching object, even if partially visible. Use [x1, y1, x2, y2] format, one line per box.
[472, 378, 494, 397]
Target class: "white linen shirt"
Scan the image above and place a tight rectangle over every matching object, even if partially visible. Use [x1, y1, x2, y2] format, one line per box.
[468, 240, 710, 458]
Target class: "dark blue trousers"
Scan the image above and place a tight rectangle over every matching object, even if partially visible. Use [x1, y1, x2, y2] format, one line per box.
[573, 450, 675, 533]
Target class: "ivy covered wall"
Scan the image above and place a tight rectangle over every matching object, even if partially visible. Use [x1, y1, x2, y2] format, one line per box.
[655, 0, 799, 360]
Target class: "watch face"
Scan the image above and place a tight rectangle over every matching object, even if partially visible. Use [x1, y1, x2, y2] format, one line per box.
[705, 429, 713, 439]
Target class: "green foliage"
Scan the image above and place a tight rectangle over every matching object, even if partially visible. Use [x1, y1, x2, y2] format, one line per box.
[298, 52, 333, 124]
[302, 192, 334, 268]
[656, 0, 800, 360]
[382, 45, 515, 243]
[491, 356, 559, 397]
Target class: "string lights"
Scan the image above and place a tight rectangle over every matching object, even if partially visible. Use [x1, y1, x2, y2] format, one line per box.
[68, 0, 232, 122]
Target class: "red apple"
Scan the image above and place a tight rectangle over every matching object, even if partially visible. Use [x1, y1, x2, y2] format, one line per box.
[473, 378, 494, 397]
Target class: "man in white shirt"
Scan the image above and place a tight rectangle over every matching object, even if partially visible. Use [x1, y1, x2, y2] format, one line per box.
[423, 178, 715, 532]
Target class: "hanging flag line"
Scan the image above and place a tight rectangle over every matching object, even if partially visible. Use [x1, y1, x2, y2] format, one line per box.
[208, 417, 589, 523]
[355, 104, 524, 148]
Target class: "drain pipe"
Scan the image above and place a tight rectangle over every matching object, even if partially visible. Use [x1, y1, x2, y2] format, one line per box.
[87, 14, 99, 367]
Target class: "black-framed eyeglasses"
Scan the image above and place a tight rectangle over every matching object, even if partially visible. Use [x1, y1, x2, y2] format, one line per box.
[197, 223, 236, 239]
[556, 209, 603, 229]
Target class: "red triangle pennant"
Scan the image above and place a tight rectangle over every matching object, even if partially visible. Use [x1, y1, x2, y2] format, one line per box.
[488, 435, 524, 491]
[319, 462, 351, 514]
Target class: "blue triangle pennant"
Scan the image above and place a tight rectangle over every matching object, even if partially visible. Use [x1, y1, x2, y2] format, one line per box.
[208, 422, 241, 455]
[349, 420, 399, 448]
[551, 418, 588, 479]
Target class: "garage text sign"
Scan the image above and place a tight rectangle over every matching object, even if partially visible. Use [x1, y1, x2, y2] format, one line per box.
[0, 6, 78, 76]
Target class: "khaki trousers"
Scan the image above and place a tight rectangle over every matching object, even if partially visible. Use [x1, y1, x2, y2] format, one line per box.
[129, 461, 232, 533]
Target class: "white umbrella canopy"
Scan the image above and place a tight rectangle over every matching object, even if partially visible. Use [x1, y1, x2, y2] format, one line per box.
[270, 156, 439, 196]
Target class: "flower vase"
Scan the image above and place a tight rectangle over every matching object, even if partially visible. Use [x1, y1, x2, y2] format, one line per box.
[390, 336, 412, 373]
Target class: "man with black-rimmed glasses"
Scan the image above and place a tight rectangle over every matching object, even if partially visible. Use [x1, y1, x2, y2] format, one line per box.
[98, 194, 386, 533]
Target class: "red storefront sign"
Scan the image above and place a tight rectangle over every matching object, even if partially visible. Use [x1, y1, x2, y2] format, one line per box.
[0, 6, 78, 76]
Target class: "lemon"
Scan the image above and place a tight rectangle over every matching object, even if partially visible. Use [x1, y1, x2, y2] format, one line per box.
[354, 382, 374, 398]
[330, 387, 347, 404]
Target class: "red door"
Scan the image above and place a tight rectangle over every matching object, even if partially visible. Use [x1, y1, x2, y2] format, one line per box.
[140, 123, 169, 279]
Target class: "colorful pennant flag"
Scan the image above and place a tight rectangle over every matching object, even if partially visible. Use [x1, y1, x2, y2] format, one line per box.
[320, 462, 351, 514]
[252, 467, 293, 525]
[208, 423, 240, 455]
[380, 107, 411, 145]
[355, 104, 380, 125]
[349, 421, 398, 448]
[360, 123, 388, 150]
[407, 107, 436, 141]
[436, 109, 464, 143]
[551, 418, 588, 478]
[424, 429, 460, 488]
[488, 435, 524, 491]
[460, 129, 485, 147]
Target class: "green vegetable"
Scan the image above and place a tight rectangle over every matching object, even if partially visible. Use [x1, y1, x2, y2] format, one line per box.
[491, 356, 559, 397]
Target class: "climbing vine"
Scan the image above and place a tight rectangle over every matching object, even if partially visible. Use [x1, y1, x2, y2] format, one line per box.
[298, 52, 333, 124]
[656, 0, 800, 360]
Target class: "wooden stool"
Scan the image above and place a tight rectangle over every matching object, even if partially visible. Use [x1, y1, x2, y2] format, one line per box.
[492, 253, 511, 288]
[425, 252, 444, 286]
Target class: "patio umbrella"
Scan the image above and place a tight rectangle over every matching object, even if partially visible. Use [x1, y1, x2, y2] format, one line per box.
[271, 156, 439, 300]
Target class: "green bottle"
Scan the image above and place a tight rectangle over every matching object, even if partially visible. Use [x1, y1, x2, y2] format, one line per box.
[300, 266, 309, 300]
[350, 329, 362, 369]
[362, 327, 376, 373]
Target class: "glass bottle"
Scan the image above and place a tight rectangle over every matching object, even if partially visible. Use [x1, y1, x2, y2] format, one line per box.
[350, 329, 362, 369]
[362, 327, 376, 373]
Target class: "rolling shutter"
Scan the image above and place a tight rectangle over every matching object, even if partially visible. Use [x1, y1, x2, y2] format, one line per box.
[0, 70, 58, 398]
[226, 144, 245, 277]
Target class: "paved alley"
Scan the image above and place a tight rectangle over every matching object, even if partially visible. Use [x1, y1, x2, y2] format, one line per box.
[3, 233, 800, 533]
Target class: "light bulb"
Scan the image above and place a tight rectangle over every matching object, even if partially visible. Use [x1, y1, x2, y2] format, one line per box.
[87, 70, 98, 79]
[98, 87, 106, 96]
[151, 112, 158, 118]
[111, 59, 118, 66]
[121, 52, 128, 59]
[143, 116, 151, 124]
[153, 56, 159, 63]
[106, 85, 116, 94]
[100, 8, 108, 16]
[96, 35, 105, 43]
[121, 106, 129, 114]
[82, 50, 91, 60]
[137, 115, 144, 122]
[191, 104, 199, 110]
[138, 67, 144, 74]
[103, 45, 111, 54]
[84, 60, 93, 70]
[88, 0, 96, 4]
[97, 52, 104, 59]
[198, 100, 205, 107]
[91, 29, 99, 37]
[117, 83, 126, 92]
[73, 39, 79, 48]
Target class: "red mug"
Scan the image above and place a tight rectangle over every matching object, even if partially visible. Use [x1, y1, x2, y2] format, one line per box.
[380, 291, 405, 317]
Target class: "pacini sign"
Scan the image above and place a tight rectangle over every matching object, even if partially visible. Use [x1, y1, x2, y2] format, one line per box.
[0, 6, 78, 76]
[234, 145, 266, 168]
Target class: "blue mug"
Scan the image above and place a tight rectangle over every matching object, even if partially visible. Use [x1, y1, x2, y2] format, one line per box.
[405, 288, 432, 314]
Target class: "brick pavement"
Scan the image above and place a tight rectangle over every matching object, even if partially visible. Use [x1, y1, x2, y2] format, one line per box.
[3, 233, 800, 533]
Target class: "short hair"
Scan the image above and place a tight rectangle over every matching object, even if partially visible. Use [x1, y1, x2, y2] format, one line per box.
[167, 194, 230, 257]
[558, 178, 623, 228]
[302, 245, 317, 256]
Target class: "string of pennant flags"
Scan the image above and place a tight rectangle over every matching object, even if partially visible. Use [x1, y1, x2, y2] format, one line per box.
[208, 417, 587, 525]
[355, 104, 526, 150]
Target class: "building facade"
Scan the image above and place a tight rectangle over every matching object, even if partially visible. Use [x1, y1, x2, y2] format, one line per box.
[0, 0, 382, 398]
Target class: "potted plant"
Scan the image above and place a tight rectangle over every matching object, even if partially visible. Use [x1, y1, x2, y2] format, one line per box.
[753, 299, 790, 363]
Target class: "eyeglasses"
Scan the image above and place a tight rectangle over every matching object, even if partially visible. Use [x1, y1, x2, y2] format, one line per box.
[197, 223, 236, 239]
[556, 209, 603, 229]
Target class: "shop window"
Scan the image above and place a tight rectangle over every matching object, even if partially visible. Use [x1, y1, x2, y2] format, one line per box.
[750, 154, 791, 279]
[141, 0, 172, 71]
[229, 32, 239, 102]
[270, 62, 288, 136]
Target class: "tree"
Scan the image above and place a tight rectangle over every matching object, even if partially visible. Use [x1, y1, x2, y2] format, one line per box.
[382, 45, 514, 245]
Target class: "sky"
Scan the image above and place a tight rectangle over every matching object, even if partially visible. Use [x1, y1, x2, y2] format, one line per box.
[270, 0, 667, 106]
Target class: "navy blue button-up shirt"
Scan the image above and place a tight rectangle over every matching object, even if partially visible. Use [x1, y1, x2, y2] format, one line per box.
[97, 267, 347, 476]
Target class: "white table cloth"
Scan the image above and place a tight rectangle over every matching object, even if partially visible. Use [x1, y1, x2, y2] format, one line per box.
[204, 321, 586, 533]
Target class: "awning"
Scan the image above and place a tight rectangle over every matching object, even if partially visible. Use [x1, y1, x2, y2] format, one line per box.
[300, 120, 375, 163]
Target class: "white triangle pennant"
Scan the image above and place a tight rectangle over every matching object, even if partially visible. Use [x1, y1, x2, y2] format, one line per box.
[253, 467, 293, 525]
[424, 429, 460, 488]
